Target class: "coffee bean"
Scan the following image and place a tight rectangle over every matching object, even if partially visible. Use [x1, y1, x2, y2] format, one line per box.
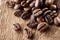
[14, 4, 23, 10]
[37, 16, 44, 23]
[21, 11, 32, 19]
[33, 8, 42, 17]
[44, 15, 54, 24]
[37, 22, 49, 32]
[13, 23, 21, 31]
[21, 1, 29, 8]
[23, 27, 33, 39]
[45, 0, 55, 5]
[29, 1, 35, 7]
[6, 1, 15, 8]
[54, 17, 60, 26]
[27, 15, 38, 28]
[14, 10, 22, 17]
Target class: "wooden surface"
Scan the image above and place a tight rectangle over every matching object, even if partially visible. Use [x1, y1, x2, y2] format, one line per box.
[0, 0, 60, 40]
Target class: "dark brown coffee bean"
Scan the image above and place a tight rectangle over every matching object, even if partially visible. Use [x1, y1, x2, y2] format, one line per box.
[37, 22, 49, 32]
[35, 0, 43, 7]
[23, 28, 33, 39]
[33, 9, 42, 17]
[50, 4, 57, 10]
[29, 1, 35, 7]
[6, 1, 15, 8]
[27, 15, 38, 28]
[45, 0, 55, 5]
[12, 0, 22, 4]
[21, 1, 29, 8]
[44, 15, 54, 24]
[24, 7, 31, 12]
[26, 0, 32, 4]
[14, 10, 22, 17]
[54, 17, 60, 26]
[37, 16, 44, 23]
[13, 23, 21, 31]
[21, 11, 32, 19]
[14, 4, 23, 10]
[50, 11, 58, 18]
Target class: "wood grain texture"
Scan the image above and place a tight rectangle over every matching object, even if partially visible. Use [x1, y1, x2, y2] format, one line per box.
[0, 0, 60, 40]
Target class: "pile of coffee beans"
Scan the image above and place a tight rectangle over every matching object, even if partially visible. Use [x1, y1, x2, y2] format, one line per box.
[6, 0, 60, 39]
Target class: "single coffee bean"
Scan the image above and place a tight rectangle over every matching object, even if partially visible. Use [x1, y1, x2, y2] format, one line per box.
[14, 10, 22, 17]
[29, 1, 35, 7]
[44, 14, 54, 24]
[50, 4, 57, 10]
[21, 1, 29, 8]
[54, 17, 60, 26]
[37, 22, 49, 32]
[26, 0, 32, 4]
[45, 0, 55, 5]
[24, 7, 31, 12]
[50, 11, 58, 18]
[37, 16, 44, 23]
[12, 0, 22, 4]
[23, 27, 33, 39]
[13, 23, 21, 31]
[14, 4, 23, 10]
[21, 11, 32, 19]
[6, 1, 15, 8]
[33, 8, 42, 17]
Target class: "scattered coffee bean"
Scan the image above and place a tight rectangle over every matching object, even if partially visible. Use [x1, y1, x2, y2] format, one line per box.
[29, 1, 35, 7]
[50, 4, 57, 10]
[37, 22, 49, 32]
[27, 15, 38, 28]
[14, 4, 23, 10]
[13, 23, 21, 31]
[44, 14, 54, 24]
[14, 10, 22, 17]
[33, 8, 42, 17]
[21, 1, 29, 8]
[54, 17, 60, 26]
[6, 1, 15, 8]
[45, 0, 55, 5]
[23, 27, 33, 39]
[12, 0, 22, 4]
[21, 11, 32, 19]
[37, 16, 44, 23]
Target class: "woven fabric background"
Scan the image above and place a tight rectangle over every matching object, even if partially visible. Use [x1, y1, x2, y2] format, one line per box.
[0, 0, 60, 40]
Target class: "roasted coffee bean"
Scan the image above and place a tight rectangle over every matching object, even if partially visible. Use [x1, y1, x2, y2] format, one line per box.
[54, 17, 60, 26]
[35, 0, 43, 7]
[14, 10, 22, 17]
[37, 16, 44, 23]
[12, 0, 22, 4]
[45, 0, 55, 5]
[33, 8, 42, 17]
[29, 1, 35, 7]
[14, 4, 23, 10]
[50, 4, 57, 10]
[24, 7, 31, 12]
[26, 0, 32, 4]
[50, 11, 58, 18]
[13, 23, 21, 31]
[37, 22, 49, 32]
[44, 15, 54, 24]
[23, 27, 33, 39]
[42, 8, 52, 17]
[21, 11, 31, 19]
[27, 20, 38, 28]
[21, 1, 29, 8]
[6, 1, 15, 8]
[27, 15, 38, 28]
